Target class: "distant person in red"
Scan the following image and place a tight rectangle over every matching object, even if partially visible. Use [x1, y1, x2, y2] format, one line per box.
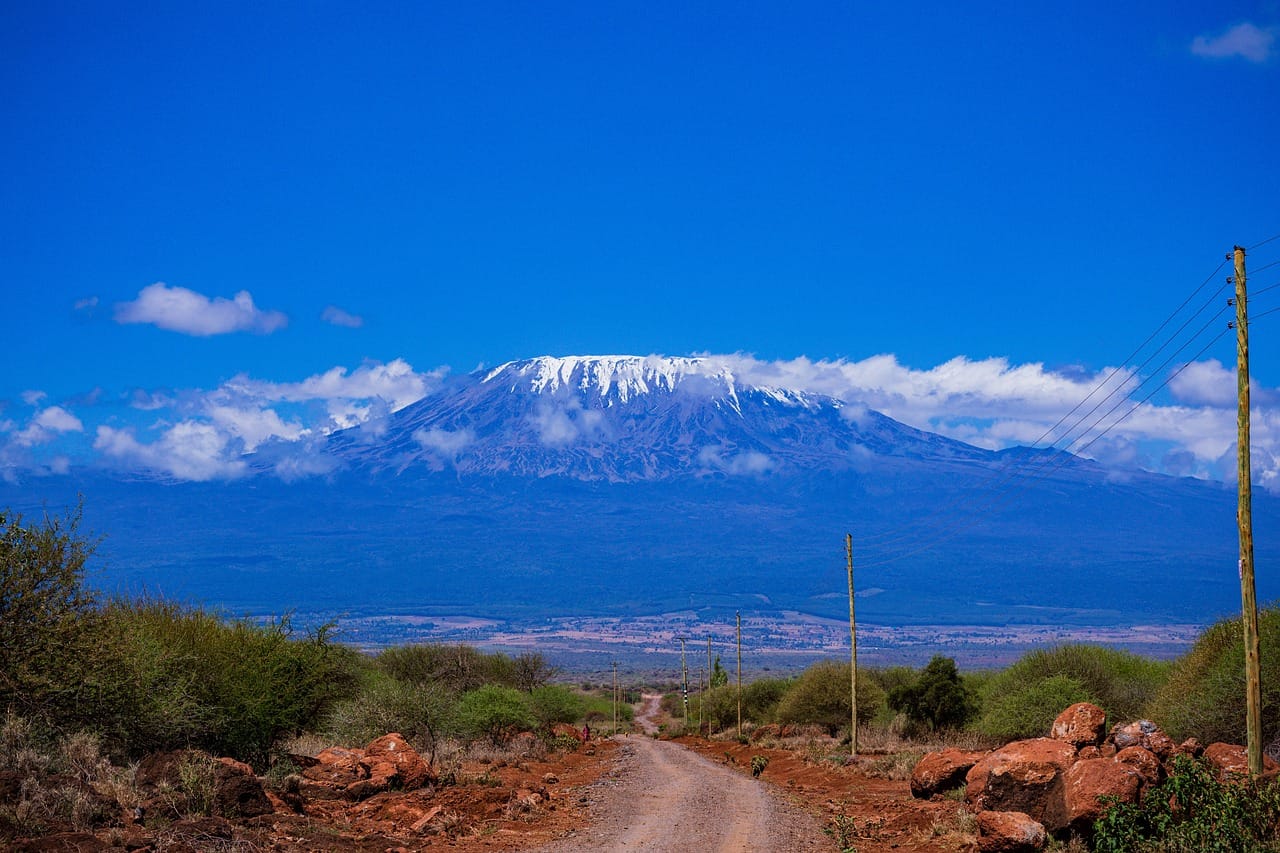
[582, 724, 590, 741]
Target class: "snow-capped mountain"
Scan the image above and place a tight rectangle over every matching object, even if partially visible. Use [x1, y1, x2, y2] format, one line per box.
[326, 355, 994, 480]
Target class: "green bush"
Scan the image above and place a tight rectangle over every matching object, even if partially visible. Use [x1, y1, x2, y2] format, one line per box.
[976, 674, 1093, 742]
[527, 685, 584, 731]
[887, 656, 974, 731]
[454, 685, 536, 744]
[1145, 607, 1280, 747]
[1093, 754, 1280, 852]
[741, 677, 790, 724]
[774, 661, 886, 736]
[376, 643, 517, 693]
[0, 505, 97, 719]
[321, 671, 455, 761]
[973, 644, 1169, 741]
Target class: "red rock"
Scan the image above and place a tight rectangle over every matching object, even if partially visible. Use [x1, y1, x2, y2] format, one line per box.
[1203, 742, 1280, 784]
[1108, 720, 1173, 757]
[1077, 746, 1102, 761]
[363, 733, 433, 790]
[1113, 747, 1162, 787]
[1058, 758, 1142, 832]
[551, 723, 586, 742]
[911, 748, 990, 799]
[1174, 738, 1203, 758]
[1051, 703, 1106, 747]
[966, 738, 1077, 827]
[976, 810, 1046, 852]
[410, 805, 444, 834]
[215, 756, 255, 777]
[304, 747, 369, 785]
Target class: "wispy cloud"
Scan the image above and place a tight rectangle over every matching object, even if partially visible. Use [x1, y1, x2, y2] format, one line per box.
[115, 283, 288, 336]
[73, 296, 99, 313]
[94, 423, 248, 481]
[1191, 22, 1276, 62]
[321, 305, 364, 328]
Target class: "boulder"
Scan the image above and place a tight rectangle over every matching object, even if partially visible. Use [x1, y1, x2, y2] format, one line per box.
[1113, 746, 1162, 788]
[363, 733, 434, 791]
[1108, 720, 1174, 759]
[211, 761, 272, 818]
[303, 747, 369, 786]
[1203, 742, 1280, 784]
[1051, 703, 1107, 747]
[911, 748, 989, 799]
[1173, 738, 1203, 758]
[1057, 758, 1142, 832]
[1076, 746, 1102, 761]
[976, 810, 1047, 852]
[966, 738, 1077, 827]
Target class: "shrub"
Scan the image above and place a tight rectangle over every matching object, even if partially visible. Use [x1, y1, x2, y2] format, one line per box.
[1145, 607, 1280, 747]
[741, 677, 790, 724]
[376, 643, 521, 693]
[527, 685, 584, 731]
[774, 661, 886, 736]
[1093, 754, 1280, 852]
[976, 674, 1093, 742]
[0, 505, 97, 719]
[321, 671, 455, 762]
[973, 644, 1169, 741]
[887, 656, 974, 731]
[454, 685, 535, 745]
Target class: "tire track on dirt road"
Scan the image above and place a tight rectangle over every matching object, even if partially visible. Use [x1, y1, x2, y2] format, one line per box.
[532, 695, 829, 852]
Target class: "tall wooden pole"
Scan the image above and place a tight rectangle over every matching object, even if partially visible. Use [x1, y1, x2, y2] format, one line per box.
[706, 637, 713, 736]
[677, 636, 689, 725]
[736, 611, 743, 740]
[1234, 245, 1263, 777]
[611, 660, 619, 736]
[846, 533, 858, 756]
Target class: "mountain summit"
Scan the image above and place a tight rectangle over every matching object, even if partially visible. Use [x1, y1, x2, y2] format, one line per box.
[326, 354, 992, 481]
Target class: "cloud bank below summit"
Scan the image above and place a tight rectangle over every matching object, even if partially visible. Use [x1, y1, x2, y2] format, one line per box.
[0, 352, 1269, 488]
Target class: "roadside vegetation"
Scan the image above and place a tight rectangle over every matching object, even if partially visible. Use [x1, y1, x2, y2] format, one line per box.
[4, 504, 1278, 848]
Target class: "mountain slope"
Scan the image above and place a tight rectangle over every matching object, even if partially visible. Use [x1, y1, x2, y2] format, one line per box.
[327, 355, 998, 480]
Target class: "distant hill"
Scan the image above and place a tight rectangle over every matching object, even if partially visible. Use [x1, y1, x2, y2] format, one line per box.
[1, 355, 1270, 643]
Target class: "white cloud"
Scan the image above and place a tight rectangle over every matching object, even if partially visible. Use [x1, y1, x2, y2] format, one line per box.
[1191, 22, 1276, 62]
[16, 406, 84, 446]
[94, 423, 247, 481]
[414, 427, 475, 457]
[115, 282, 288, 336]
[698, 445, 774, 475]
[21, 390, 46, 406]
[206, 405, 308, 451]
[73, 296, 99, 312]
[321, 305, 364, 328]
[1167, 358, 1237, 407]
[528, 399, 605, 446]
[223, 359, 441, 413]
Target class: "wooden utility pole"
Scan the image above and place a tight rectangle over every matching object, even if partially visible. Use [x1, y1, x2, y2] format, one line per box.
[1234, 245, 1263, 777]
[611, 660, 619, 736]
[677, 636, 690, 725]
[846, 533, 858, 756]
[706, 636, 713, 736]
[736, 611, 743, 740]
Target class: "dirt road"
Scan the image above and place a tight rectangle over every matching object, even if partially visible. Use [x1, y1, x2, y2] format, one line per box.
[532, 696, 830, 852]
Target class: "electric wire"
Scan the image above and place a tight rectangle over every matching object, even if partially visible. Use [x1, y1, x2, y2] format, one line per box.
[855, 323, 1233, 569]
[855, 270, 1233, 550]
[1248, 232, 1280, 252]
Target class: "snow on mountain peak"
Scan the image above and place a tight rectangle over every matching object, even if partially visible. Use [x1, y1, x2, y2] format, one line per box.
[482, 355, 743, 403]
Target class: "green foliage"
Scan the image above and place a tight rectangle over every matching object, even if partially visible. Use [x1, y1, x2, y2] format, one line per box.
[376, 643, 517, 693]
[750, 754, 769, 777]
[973, 644, 1170, 741]
[1145, 607, 1280, 746]
[774, 661, 886, 736]
[1093, 755, 1280, 852]
[454, 685, 536, 744]
[527, 685, 584, 731]
[85, 600, 359, 766]
[321, 671, 455, 761]
[976, 674, 1093, 742]
[741, 677, 790, 723]
[711, 656, 729, 688]
[887, 656, 974, 731]
[0, 505, 97, 718]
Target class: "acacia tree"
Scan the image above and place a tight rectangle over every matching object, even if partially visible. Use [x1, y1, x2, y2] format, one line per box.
[0, 504, 97, 715]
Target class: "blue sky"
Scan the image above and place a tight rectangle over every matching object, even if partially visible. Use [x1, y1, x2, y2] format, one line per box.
[3, 2, 1280, 483]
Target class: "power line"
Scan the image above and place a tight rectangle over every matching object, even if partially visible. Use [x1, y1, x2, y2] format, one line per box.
[1248, 231, 1280, 251]
[856, 268, 1232, 550]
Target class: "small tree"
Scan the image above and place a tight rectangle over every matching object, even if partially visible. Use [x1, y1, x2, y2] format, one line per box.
[512, 652, 560, 693]
[888, 656, 973, 731]
[455, 685, 535, 745]
[0, 504, 97, 716]
[774, 661, 886, 736]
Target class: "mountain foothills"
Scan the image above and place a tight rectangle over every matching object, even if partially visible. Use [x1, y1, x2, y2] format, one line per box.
[2, 355, 1273, 640]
